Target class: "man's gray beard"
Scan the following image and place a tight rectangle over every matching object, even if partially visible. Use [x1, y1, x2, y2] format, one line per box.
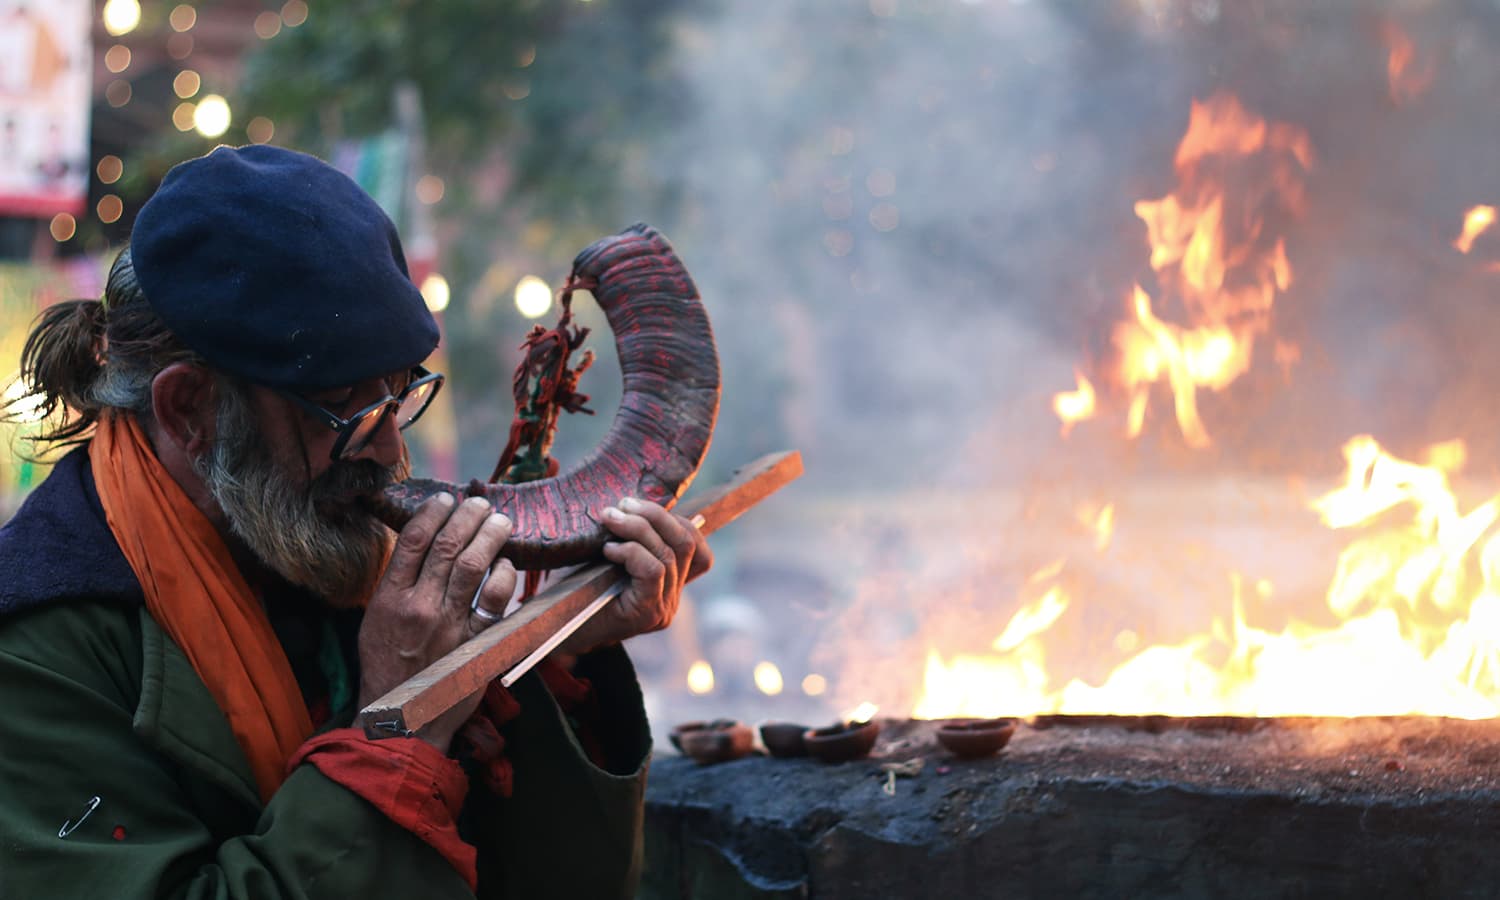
[194, 383, 404, 606]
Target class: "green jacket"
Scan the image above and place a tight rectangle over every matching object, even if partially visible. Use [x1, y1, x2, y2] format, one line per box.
[0, 447, 653, 898]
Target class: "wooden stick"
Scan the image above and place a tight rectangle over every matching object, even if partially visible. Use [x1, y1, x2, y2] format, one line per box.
[358, 450, 804, 739]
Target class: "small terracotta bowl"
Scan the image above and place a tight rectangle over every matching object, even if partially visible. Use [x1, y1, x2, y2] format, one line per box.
[759, 722, 811, 758]
[804, 719, 881, 764]
[678, 722, 754, 765]
[935, 717, 1018, 759]
[670, 719, 738, 754]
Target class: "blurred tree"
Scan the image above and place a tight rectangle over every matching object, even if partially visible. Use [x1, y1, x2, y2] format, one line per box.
[233, 0, 695, 474]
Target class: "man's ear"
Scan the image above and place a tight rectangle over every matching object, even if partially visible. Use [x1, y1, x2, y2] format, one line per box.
[150, 363, 218, 459]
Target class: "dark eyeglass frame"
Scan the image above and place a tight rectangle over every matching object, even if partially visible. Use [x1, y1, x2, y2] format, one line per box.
[279, 365, 444, 461]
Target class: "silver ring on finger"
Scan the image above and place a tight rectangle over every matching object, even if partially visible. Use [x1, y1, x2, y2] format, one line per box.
[470, 600, 503, 625]
[470, 567, 503, 625]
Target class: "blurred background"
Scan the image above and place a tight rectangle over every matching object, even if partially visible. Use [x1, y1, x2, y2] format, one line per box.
[4, 0, 1500, 734]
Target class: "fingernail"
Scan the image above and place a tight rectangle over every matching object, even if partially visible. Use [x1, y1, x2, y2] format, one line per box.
[464, 496, 490, 511]
[690, 514, 706, 530]
[603, 507, 623, 521]
[619, 497, 642, 513]
[488, 512, 511, 529]
[435, 492, 455, 508]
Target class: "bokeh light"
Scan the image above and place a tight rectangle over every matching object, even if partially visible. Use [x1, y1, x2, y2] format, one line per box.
[514, 275, 553, 318]
[281, 0, 309, 27]
[421, 274, 451, 312]
[801, 673, 828, 696]
[167, 33, 193, 60]
[105, 80, 132, 108]
[102, 0, 141, 36]
[96, 156, 123, 185]
[193, 95, 231, 137]
[415, 174, 445, 205]
[49, 214, 76, 242]
[868, 202, 900, 232]
[104, 45, 131, 74]
[246, 116, 275, 144]
[255, 11, 283, 39]
[173, 70, 201, 99]
[753, 661, 784, 696]
[172, 102, 197, 132]
[97, 195, 123, 225]
[169, 4, 197, 32]
[686, 660, 714, 694]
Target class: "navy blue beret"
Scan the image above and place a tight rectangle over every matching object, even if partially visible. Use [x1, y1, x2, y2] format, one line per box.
[130, 144, 440, 392]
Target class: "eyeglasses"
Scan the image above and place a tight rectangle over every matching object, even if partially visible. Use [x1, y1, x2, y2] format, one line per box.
[280, 365, 444, 461]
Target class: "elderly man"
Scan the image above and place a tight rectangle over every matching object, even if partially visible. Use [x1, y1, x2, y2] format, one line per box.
[0, 145, 706, 898]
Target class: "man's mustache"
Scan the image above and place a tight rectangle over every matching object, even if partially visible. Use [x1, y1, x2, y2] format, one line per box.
[311, 459, 402, 513]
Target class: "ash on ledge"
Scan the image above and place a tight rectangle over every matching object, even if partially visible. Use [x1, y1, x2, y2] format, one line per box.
[642, 715, 1500, 899]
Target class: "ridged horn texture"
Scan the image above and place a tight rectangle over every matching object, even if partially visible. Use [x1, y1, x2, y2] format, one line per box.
[373, 223, 721, 569]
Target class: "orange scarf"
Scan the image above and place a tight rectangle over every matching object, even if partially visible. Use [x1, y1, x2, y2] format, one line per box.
[90, 411, 313, 802]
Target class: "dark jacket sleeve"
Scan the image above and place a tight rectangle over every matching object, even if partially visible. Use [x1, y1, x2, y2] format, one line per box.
[0, 600, 475, 900]
[465, 643, 653, 900]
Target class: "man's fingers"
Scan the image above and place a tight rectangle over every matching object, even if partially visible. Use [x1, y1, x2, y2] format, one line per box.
[414, 496, 495, 602]
[446, 511, 513, 619]
[602, 540, 670, 632]
[468, 559, 517, 634]
[684, 516, 713, 583]
[383, 492, 457, 590]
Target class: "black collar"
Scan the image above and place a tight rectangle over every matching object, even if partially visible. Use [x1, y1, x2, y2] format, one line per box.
[0, 445, 141, 616]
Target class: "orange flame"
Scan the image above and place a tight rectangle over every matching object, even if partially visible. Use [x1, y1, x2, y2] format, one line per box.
[914, 438, 1500, 719]
[912, 92, 1500, 721]
[1382, 21, 1435, 106]
[1084, 93, 1310, 447]
[1454, 205, 1496, 255]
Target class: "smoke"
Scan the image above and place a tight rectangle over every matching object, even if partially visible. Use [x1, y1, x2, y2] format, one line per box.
[566, 0, 1500, 721]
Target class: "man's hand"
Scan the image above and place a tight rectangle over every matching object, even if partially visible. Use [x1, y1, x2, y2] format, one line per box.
[555, 497, 713, 659]
[358, 493, 518, 752]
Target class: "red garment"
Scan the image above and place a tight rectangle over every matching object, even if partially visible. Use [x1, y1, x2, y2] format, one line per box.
[289, 729, 477, 891]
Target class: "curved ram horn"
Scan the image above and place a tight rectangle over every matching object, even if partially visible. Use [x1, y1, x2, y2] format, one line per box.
[372, 224, 721, 570]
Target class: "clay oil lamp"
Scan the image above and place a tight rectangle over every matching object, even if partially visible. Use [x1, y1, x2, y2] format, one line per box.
[670, 719, 739, 754]
[935, 718, 1019, 759]
[759, 722, 811, 758]
[804, 718, 882, 764]
[676, 720, 754, 765]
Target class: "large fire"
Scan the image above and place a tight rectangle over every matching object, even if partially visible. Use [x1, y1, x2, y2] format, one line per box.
[1054, 93, 1310, 448]
[918, 93, 1500, 721]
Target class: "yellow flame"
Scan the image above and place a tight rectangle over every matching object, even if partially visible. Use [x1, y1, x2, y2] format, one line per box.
[844, 701, 879, 724]
[753, 661, 784, 696]
[1454, 205, 1496, 255]
[1074, 94, 1309, 447]
[1093, 504, 1114, 551]
[913, 438, 1500, 719]
[993, 586, 1070, 653]
[1052, 371, 1096, 435]
[686, 660, 715, 695]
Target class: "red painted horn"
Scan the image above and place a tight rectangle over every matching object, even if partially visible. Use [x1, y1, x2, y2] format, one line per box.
[372, 224, 721, 569]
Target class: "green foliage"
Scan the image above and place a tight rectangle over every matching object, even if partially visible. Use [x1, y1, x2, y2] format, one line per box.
[233, 0, 699, 474]
[237, 0, 689, 231]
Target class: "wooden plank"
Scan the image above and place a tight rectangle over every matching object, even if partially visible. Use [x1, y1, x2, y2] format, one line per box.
[358, 450, 804, 738]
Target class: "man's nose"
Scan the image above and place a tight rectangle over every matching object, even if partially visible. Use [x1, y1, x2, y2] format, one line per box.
[348, 407, 404, 469]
